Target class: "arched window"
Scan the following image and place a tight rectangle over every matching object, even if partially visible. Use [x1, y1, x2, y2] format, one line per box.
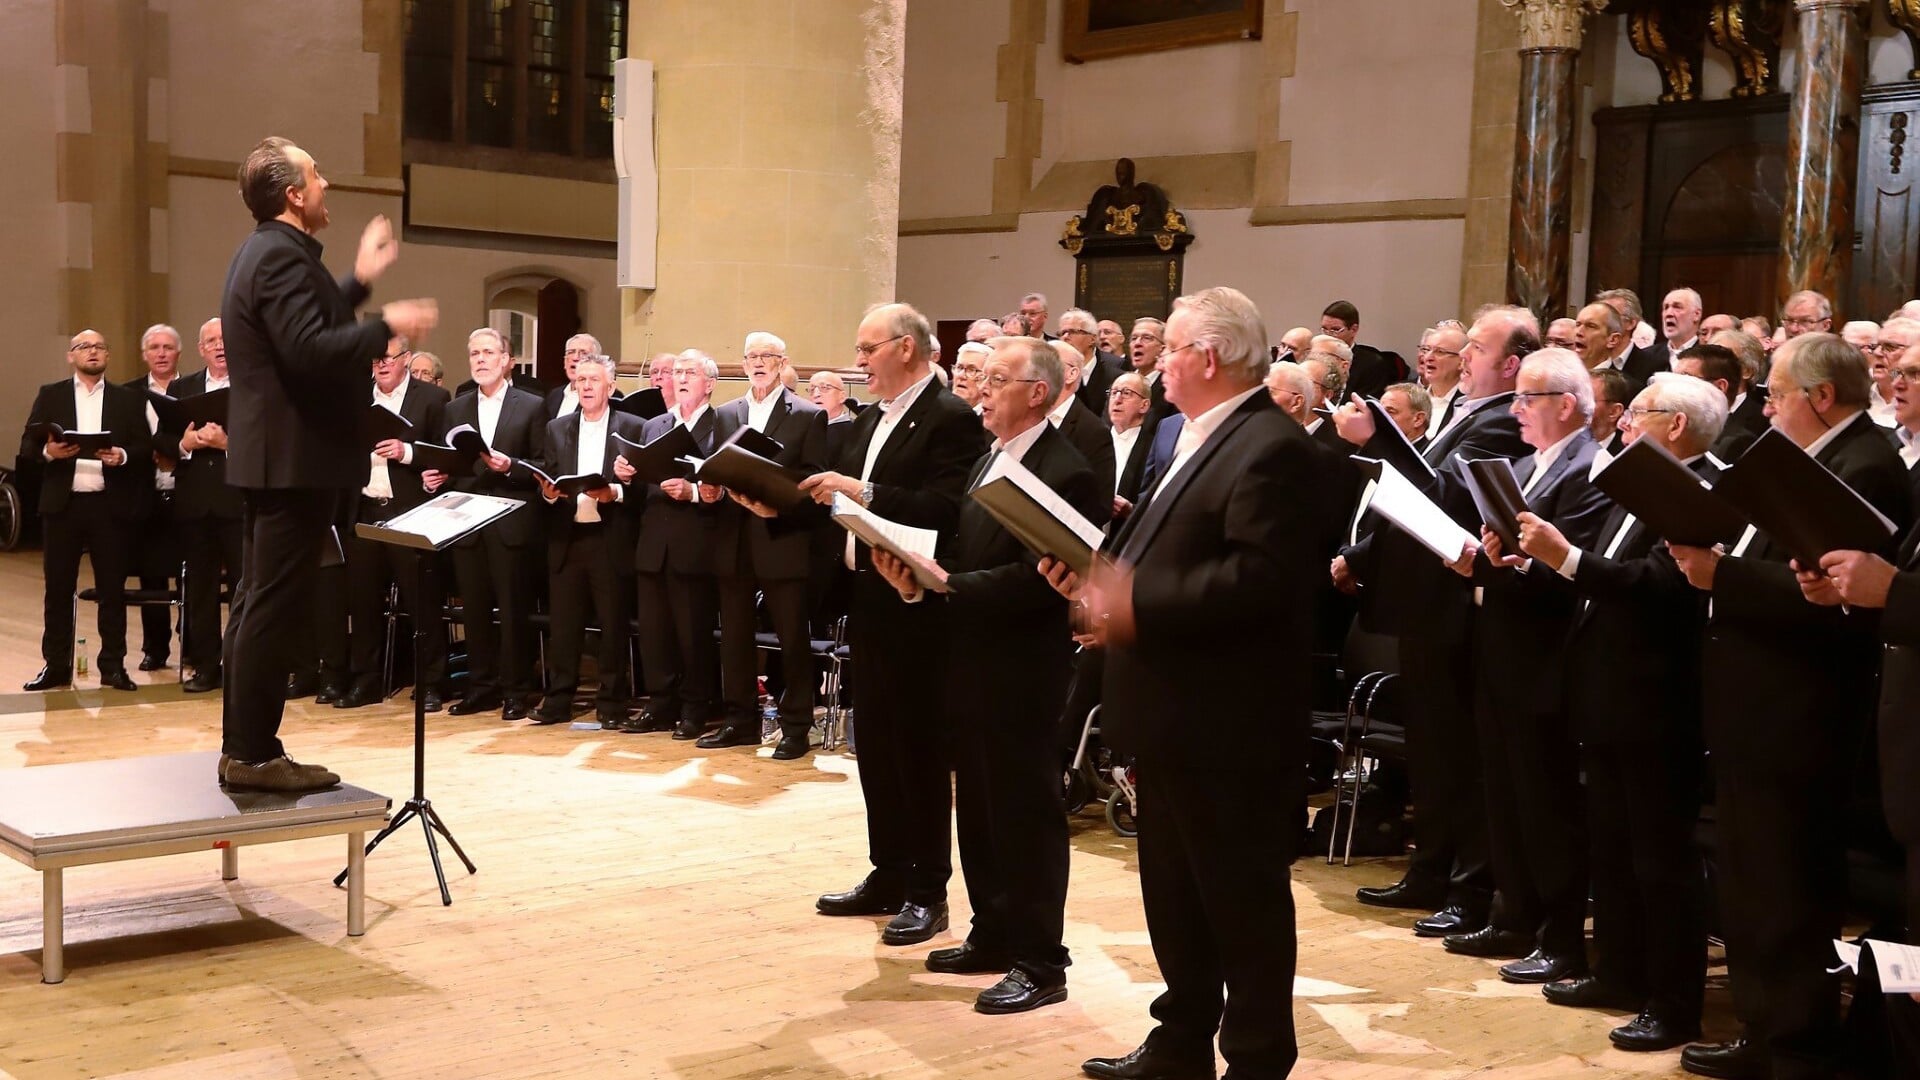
[404, 0, 626, 166]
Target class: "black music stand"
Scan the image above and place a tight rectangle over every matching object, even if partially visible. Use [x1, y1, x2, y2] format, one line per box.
[332, 492, 521, 905]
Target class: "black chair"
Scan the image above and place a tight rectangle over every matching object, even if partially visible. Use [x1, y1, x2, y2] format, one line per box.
[73, 562, 185, 685]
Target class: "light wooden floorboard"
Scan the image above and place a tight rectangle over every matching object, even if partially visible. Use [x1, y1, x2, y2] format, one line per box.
[0, 550, 1709, 1078]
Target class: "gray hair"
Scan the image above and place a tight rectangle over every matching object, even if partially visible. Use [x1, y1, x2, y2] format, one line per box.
[1302, 353, 1346, 401]
[1057, 308, 1097, 334]
[1383, 381, 1432, 422]
[141, 323, 182, 350]
[1665, 287, 1703, 314]
[1581, 301, 1624, 336]
[1775, 332, 1872, 408]
[1131, 317, 1165, 339]
[566, 332, 603, 355]
[1645, 371, 1728, 447]
[966, 318, 1002, 340]
[468, 327, 507, 352]
[1708, 329, 1766, 383]
[1172, 286, 1270, 384]
[1020, 292, 1048, 309]
[1308, 335, 1353, 365]
[573, 353, 615, 379]
[744, 330, 787, 355]
[412, 351, 445, 381]
[1786, 289, 1833, 321]
[1265, 360, 1313, 402]
[808, 370, 846, 391]
[1521, 347, 1595, 421]
[955, 341, 992, 364]
[676, 348, 720, 380]
[1595, 287, 1644, 323]
[866, 302, 935, 360]
[989, 335, 1064, 405]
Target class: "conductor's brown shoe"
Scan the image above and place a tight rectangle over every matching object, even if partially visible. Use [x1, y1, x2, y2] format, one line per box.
[221, 755, 340, 794]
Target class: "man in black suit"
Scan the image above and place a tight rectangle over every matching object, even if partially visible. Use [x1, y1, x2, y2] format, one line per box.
[1450, 349, 1613, 987]
[872, 336, 1101, 1015]
[1577, 301, 1665, 387]
[444, 327, 548, 720]
[126, 322, 186, 671]
[1699, 332, 1770, 460]
[1107, 371, 1153, 518]
[702, 333, 831, 758]
[171, 318, 242, 693]
[1889, 341, 1920, 505]
[336, 339, 451, 709]
[1674, 340, 1756, 463]
[1047, 340, 1115, 525]
[1049, 287, 1320, 1080]
[1322, 300, 1399, 402]
[1378, 382, 1432, 453]
[21, 329, 153, 692]
[1589, 368, 1631, 458]
[1059, 308, 1126, 415]
[1331, 308, 1535, 942]
[1127, 318, 1179, 434]
[1670, 333, 1913, 1080]
[219, 135, 437, 792]
[1299, 351, 1350, 452]
[544, 333, 622, 419]
[1511, 373, 1727, 1052]
[617, 350, 724, 738]
[538, 354, 643, 727]
[1598, 288, 1671, 378]
[804, 302, 987, 948]
[1268, 359, 1365, 664]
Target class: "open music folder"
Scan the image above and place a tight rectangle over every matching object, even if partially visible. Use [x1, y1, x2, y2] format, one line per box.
[830, 492, 950, 593]
[1352, 457, 1476, 561]
[1590, 437, 1748, 547]
[968, 453, 1106, 575]
[1713, 427, 1899, 564]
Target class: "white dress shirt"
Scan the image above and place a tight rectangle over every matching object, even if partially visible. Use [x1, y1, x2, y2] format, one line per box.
[1111, 424, 1143, 495]
[364, 380, 413, 500]
[1427, 384, 1462, 435]
[846, 370, 936, 567]
[143, 374, 177, 491]
[555, 384, 580, 417]
[745, 385, 781, 432]
[575, 411, 610, 523]
[476, 381, 507, 445]
[63, 375, 108, 492]
[1152, 384, 1265, 498]
[677, 401, 711, 432]
[1898, 424, 1920, 470]
[1047, 392, 1075, 428]
[1521, 428, 1582, 498]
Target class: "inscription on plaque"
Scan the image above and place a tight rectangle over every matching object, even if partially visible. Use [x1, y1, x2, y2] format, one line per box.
[1078, 254, 1183, 327]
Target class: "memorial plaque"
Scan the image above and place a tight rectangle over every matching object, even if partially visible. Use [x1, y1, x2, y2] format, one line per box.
[1061, 158, 1194, 325]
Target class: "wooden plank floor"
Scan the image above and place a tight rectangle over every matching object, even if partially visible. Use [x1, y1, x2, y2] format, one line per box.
[0, 550, 1711, 1078]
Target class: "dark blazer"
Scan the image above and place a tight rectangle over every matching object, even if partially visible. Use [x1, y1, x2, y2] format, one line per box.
[1341, 393, 1530, 642]
[1711, 386, 1769, 462]
[1137, 412, 1184, 498]
[441, 384, 548, 547]
[370, 377, 451, 514]
[1074, 350, 1127, 416]
[1100, 392, 1319, 770]
[1307, 414, 1348, 453]
[1114, 423, 1152, 504]
[1562, 455, 1725, 743]
[167, 370, 244, 520]
[1622, 343, 1670, 385]
[633, 406, 722, 575]
[220, 220, 391, 490]
[712, 389, 831, 580]
[540, 409, 647, 563]
[1346, 343, 1397, 403]
[21, 377, 153, 517]
[823, 413, 857, 462]
[1054, 399, 1115, 525]
[1705, 412, 1914, 770]
[1143, 371, 1178, 431]
[822, 381, 988, 568]
[1877, 525, 1920, 843]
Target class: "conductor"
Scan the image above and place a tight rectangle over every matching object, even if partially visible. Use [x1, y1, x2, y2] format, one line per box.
[218, 136, 437, 793]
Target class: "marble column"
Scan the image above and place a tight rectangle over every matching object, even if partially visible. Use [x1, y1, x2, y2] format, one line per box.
[1501, 0, 1605, 323]
[1778, 0, 1869, 307]
[621, 0, 906, 376]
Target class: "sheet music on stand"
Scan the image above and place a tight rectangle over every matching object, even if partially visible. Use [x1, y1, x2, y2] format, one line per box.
[830, 492, 950, 592]
[1352, 457, 1475, 561]
[354, 492, 524, 550]
[969, 453, 1106, 574]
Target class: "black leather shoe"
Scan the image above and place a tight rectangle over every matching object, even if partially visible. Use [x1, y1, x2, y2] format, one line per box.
[449, 692, 502, 716]
[672, 717, 706, 740]
[1611, 1011, 1700, 1053]
[1413, 903, 1485, 938]
[183, 667, 222, 694]
[417, 690, 444, 713]
[1541, 975, 1642, 1010]
[771, 734, 809, 760]
[1081, 1044, 1216, 1080]
[138, 653, 169, 672]
[99, 669, 138, 691]
[627, 710, 675, 733]
[926, 942, 1013, 974]
[817, 878, 904, 916]
[881, 901, 948, 945]
[696, 723, 760, 749]
[1499, 949, 1586, 984]
[286, 672, 317, 699]
[975, 968, 1066, 1014]
[1356, 878, 1447, 910]
[1680, 1038, 1766, 1079]
[333, 684, 382, 709]
[530, 711, 569, 726]
[313, 679, 345, 705]
[23, 667, 72, 692]
[502, 699, 529, 722]
[1442, 926, 1533, 959]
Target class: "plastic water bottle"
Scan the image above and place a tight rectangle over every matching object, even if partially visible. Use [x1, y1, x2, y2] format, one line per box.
[76, 638, 88, 676]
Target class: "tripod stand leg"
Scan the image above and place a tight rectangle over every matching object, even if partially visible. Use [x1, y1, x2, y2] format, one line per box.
[421, 801, 477, 874]
[334, 805, 418, 887]
[418, 810, 453, 906]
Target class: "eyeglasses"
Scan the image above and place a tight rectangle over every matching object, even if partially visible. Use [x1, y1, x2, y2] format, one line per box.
[1423, 347, 1460, 358]
[1162, 341, 1201, 363]
[1060, 328, 1094, 339]
[745, 351, 785, 363]
[1107, 387, 1146, 402]
[1625, 406, 1675, 422]
[1783, 316, 1826, 330]
[1872, 341, 1910, 355]
[1894, 365, 1920, 383]
[1511, 390, 1568, 405]
[68, 343, 105, 354]
[1129, 334, 1163, 344]
[953, 363, 986, 378]
[982, 374, 1041, 392]
[854, 334, 908, 358]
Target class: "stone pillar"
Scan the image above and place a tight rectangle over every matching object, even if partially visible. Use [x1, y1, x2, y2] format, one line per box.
[1778, 0, 1869, 306]
[1501, 0, 1604, 323]
[620, 1, 906, 376]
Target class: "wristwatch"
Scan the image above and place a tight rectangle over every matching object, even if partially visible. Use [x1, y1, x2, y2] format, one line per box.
[859, 482, 875, 507]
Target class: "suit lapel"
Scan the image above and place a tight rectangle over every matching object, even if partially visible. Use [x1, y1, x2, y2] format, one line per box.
[1117, 404, 1255, 563]
[870, 384, 938, 480]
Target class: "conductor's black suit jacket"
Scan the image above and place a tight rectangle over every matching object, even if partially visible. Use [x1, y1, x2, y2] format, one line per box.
[712, 388, 831, 581]
[221, 220, 391, 491]
[1100, 392, 1319, 770]
[442, 385, 548, 548]
[21, 377, 153, 517]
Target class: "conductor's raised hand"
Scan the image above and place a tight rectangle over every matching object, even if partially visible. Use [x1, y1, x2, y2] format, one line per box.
[1331, 394, 1375, 447]
[356, 214, 399, 284]
[380, 299, 438, 342]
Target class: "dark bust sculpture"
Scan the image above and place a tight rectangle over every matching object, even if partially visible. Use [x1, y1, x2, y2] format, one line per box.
[1084, 157, 1170, 237]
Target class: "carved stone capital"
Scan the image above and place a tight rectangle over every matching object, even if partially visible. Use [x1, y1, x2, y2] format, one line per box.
[1500, 0, 1609, 51]
[1792, 0, 1867, 10]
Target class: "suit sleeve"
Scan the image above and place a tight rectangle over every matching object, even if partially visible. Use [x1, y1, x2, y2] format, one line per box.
[867, 406, 987, 538]
[255, 244, 390, 382]
[20, 386, 56, 461]
[947, 464, 1102, 616]
[1887, 571, 1920, 647]
[1130, 432, 1316, 641]
[1567, 542, 1693, 604]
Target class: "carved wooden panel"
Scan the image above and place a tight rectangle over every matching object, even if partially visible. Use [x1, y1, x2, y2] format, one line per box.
[1854, 84, 1920, 319]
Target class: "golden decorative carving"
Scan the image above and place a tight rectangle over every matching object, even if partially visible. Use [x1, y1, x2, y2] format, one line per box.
[1500, 0, 1609, 51]
[1708, 0, 1787, 98]
[1888, 0, 1920, 79]
[1163, 209, 1189, 233]
[1062, 214, 1085, 255]
[1155, 232, 1174, 251]
[1627, 3, 1708, 103]
[1104, 203, 1142, 235]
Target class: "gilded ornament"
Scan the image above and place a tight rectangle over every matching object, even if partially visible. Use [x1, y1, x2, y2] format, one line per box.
[1500, 0, 1608, 51]
[1104, 204, 1142, 235]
